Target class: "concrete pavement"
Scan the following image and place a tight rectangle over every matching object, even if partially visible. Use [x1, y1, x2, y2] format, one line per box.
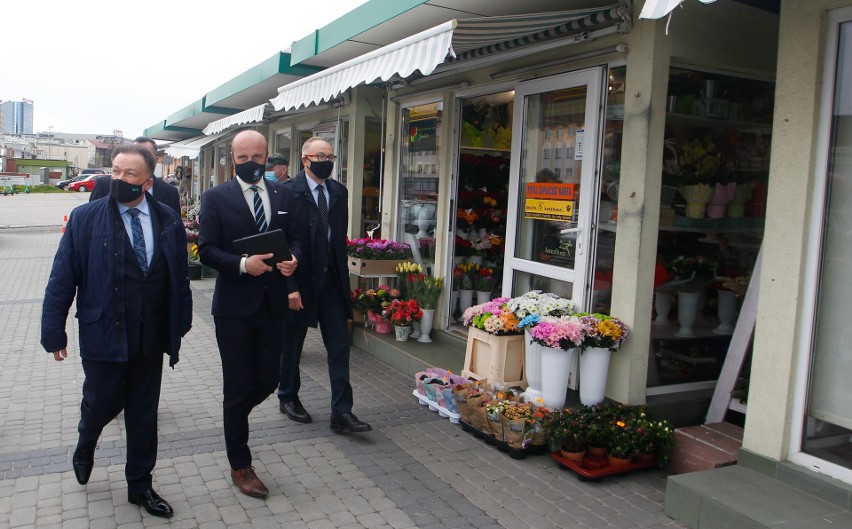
[0, 193, 684, 528]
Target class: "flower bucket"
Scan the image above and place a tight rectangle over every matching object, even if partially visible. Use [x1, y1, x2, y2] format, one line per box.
[676, 290, 701, 338]
[579, 346, 612, 406]
[476, 290, 491, 305]
[714, 289, 738, 334]
[394, 325, 411, 342]
[707, 182, 736, 218]
[654, 291, 672, 324]
[418, 309, 435, 343]
[521, 329, 543, 403]
[540, 346, 578, 409]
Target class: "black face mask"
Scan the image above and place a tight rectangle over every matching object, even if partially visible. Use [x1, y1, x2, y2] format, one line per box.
[309, 160, 334, 180]
[110, 178, 147, 204]
[234, 161, 265, 183]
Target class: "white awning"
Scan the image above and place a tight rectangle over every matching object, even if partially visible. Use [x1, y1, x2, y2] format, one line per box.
[165, 131, 227, 160]
[638, 0, 716, 20]
[202, 103, 269, 136]
[271, 5, 625, 112]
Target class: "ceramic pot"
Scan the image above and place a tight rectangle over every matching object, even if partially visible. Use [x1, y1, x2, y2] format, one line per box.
[579, 346, 612, 406]
[418, 309, 435, 343]
[476, 290, 491, 305]
[394, 325, 411, 342]
[560, 449, 586, 462]
[458, 289, 474, 316]
[607, 455, 633, 467]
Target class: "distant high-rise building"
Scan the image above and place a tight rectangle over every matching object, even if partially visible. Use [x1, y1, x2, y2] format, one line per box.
[0, 99, 34, 135]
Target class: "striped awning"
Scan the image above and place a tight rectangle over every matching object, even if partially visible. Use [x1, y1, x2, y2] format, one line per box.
[202, 103, 269, 136]
[165, 131, 227, 159]
[638, 0, 716, 20]
[271, 4, 627, 112]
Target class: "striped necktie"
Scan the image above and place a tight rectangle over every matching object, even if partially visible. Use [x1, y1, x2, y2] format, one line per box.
[250, 185, 267, 232]
[127, 208, 148, 274]
[317, 184, 328, 241]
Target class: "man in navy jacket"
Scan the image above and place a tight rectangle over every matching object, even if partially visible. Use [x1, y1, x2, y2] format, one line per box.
[278, 137, 371, 435]
[198, 130, 299, 499]
[41, 144, 192, 518]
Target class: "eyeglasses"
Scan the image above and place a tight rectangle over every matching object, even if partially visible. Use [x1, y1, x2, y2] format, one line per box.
[305, 153, 337, 162]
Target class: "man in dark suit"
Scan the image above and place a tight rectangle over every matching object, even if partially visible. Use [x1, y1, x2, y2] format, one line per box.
[90, 136, 181, 215]
[198, 130, 299, 498]
[278, 137, 371, 435]
[41, 144, 192, 518]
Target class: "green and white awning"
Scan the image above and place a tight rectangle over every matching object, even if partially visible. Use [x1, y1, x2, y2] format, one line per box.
[271, 3, 629, 112]
[202, 103, 269, 136]
[165, 131, 227, 159]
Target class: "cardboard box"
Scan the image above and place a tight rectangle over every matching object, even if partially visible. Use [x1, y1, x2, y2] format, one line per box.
[347, 257, 403, 277]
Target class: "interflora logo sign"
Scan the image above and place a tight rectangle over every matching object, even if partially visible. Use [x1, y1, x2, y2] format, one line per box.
[524, 183, 575, 221]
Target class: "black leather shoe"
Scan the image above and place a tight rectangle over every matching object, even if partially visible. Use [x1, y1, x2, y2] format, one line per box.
[128, 488, 174, 518]
[280, 399, 312, 423]
[330, 412, 372, 434]
[72, 442, 95, 485]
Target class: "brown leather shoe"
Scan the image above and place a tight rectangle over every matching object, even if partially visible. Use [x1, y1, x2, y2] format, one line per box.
[230, 466, 269, 498]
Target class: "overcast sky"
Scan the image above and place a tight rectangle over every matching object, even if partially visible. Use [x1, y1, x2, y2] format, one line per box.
[1, 0, 369, 138]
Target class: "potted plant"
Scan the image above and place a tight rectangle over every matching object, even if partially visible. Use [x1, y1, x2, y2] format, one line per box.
[663, 135, 722, 218]
[356, 284, 400, 333]
[454, 262, 480, 314]
[473, 266, 495, 304]
[187, 243, 202, 280]
[382, 299, 422, 342]
[460, 298, 525, 387]
[575, 313, 630, 405]
[414, 275, 444, 343]
[346, 237, 410, 276]
[526, 315, 585, 409]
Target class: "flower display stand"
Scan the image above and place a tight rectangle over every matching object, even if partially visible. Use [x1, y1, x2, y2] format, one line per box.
[550, 451, 656, 482]
[347, 258, 404, 276]
[461, 327, 527, 387]
[540, 346, 579, 409]
[579, 347, 611, 406]
[521, 330, 543, 403]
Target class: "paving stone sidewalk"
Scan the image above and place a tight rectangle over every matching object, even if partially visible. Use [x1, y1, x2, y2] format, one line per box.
[0, 203, 684, 528]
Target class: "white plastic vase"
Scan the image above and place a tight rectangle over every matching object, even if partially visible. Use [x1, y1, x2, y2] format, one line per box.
[654, 291, 672, 324]
[676, 290, 702, 337]
[476, 291, 491, 304]
[469, 255, 483, 266]
[418, 309, 435, 343]
[714, 289, 738, 334]
[458, 289, 474, 316]
[540, 345, 576, 409]
[410, 321, 421, 339]
[521, 329, 543, 403]
[579, 346, 612, 406]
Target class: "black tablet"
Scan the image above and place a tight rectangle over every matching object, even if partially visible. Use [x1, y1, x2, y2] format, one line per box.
[233, 229, 292, 266]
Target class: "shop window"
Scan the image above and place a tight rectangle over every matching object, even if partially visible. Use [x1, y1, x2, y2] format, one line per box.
[648, 66, 774, 389]
[397, 102, 442, 272]
[361, 120, 383, 238]
[803, 19, 852, 470]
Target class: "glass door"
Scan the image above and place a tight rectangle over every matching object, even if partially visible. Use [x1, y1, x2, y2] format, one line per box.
[502, 68, 605, 310]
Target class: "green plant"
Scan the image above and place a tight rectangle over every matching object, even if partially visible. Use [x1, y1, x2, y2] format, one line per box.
[544, 408, 587, 451]
[417, 276, 444, 310]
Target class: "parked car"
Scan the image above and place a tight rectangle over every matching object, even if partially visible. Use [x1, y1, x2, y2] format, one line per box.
[67, 174, 100, 192]
[56, 175, 83, 189]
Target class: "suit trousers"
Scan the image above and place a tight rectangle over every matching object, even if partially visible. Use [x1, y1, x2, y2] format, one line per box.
[79, 356, 164, 491]
[215, 296, 283, 470]
[279, 269, 353, 415]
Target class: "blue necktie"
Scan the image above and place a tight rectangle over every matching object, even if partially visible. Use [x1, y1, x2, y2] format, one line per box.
[127, 208, 148, 274]
[251, 185, 267, 232]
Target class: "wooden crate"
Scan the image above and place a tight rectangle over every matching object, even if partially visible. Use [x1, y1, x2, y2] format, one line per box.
[462, 327, 527, 388]
[347, 257, 404, 277]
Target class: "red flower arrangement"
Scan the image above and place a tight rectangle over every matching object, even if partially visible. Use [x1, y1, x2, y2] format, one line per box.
[382, 299, 423, 327]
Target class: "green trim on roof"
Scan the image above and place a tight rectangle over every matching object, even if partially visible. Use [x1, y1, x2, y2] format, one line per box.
[289, 0, 428, 65]
[164, 126, 202, 134]
[145, 121, 167, 136]
[205, 52, 323, 106]
[166, 100, 204, 124]
[202, 104, 242, 115]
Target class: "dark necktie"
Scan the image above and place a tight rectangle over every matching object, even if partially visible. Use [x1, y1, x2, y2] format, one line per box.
[317, 184, 328, 241]
[127, 208, 148, 274]
[250, 185, 267, 232]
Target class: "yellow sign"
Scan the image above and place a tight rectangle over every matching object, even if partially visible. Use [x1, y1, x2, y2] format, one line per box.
[525, 199, 574, 220]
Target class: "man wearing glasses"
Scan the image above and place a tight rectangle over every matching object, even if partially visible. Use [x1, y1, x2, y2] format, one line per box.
[278, 137, 372, 434]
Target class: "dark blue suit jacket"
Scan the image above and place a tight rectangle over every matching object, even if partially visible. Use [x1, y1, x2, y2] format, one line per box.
[198, 178, 300, 318]
[282, 172, 352, 327]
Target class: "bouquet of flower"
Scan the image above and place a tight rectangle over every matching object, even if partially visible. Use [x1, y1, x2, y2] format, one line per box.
[382, 299, 423, 326]
[576, 312, 629, 352]
[396, 261, 424, 299]
[608, 419, 638, 459]
[347, 237, 409, 259]
[188, 243, 200, 263]
[526, 315, 585, 350]
[665, 255, 717, 280]
[454, 236, 473, 257]
[474, 267, 495, 292]
[453, 262, 480, 290]
[469, 234, 493, 257]
[717, 273, 750, 295]
[354, 284, 400, 314]
[663, 135, 722, 185]
[417, 275, 445, 310]
[506, 290, 575, 323]
[461, 297, 521, 335]
[457, 208, 479, 230]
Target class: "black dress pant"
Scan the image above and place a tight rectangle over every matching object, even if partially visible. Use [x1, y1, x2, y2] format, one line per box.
[279, 269, 353, 415]
[79, 355, 163, 492]
[215, 296, 283, 470]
